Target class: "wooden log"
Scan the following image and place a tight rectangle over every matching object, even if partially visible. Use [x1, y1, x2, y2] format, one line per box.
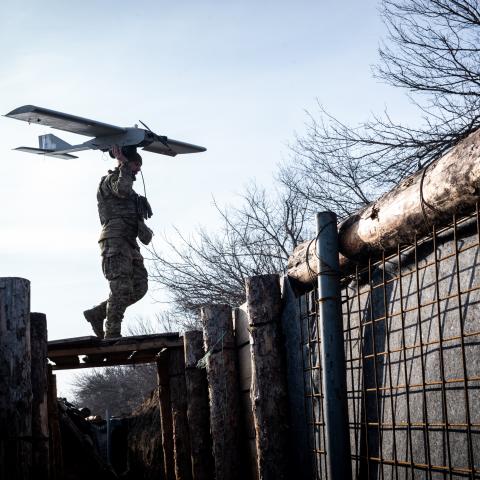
[184, 331, 214, 480]
[0, 277, 32, 480]
[246, 274, 290, 480]
[30, 312, 50, 480]
[233, 304, 259, 480]
[47, 367, 64, 480]
[201, 304, 242, 480]
[169, 347, 192, 480]
[157, 354, 175, 480]
[279, 276, 313, 479]
[288, 128, 480, 285]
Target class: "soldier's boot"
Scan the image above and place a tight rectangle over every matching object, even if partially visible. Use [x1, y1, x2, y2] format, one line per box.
[104, 319, 122, 339]
[83, 302, 107, 339]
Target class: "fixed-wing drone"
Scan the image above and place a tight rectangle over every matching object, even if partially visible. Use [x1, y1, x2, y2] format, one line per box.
[5, 105, 206, 160]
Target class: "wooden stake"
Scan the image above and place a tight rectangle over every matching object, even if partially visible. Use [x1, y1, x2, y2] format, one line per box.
[0, 277, 32, 480]
[30, 312, 50, 480]
[47, 367, 63, 480]
[246, 274, 290, 480]
[201, 304, 242, 480]
[279, 276, 313, 479]
[184, 330, 214, 480]
[169, 347, 192, 480]
[157, 354, 175, 480]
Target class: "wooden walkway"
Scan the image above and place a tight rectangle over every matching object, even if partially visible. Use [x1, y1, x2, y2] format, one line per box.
[47, 333, 183, 370]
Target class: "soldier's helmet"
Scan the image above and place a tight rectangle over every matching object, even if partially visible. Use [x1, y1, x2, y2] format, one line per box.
[109, 145, 142, 164]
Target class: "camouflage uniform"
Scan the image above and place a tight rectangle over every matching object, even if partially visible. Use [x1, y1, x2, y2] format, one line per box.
[84, 163, 148, 338]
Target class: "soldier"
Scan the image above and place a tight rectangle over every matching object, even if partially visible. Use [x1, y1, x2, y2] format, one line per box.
[83, 145, 153, 338]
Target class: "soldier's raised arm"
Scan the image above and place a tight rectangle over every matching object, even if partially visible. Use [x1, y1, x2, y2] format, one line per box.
[108, 145, 136, 198]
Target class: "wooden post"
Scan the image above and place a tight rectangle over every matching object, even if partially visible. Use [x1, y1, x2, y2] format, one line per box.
[47, 367, 63, 480]
[157, 354, 175, 480]
[201, 304, 242, 480]
[30, 312, 50, 480]
[184, 330, 214, 480]
[169, 347, 192, 480]
[246, 274, 290, 480]
[234, 304, 259, 480]
[279, 276, 313, 479]
[0, 277, 32, 480]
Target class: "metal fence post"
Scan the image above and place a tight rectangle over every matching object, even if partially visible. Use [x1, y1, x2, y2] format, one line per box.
[316, 212, 352, 480]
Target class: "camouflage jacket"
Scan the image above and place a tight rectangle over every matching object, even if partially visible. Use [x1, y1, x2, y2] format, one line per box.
[97, 165, 139, 246]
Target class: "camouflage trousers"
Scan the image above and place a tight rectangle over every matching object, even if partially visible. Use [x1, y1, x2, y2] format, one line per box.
[94, 238, 148, 335]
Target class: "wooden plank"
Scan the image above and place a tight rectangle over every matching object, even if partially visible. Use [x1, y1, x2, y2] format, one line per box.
[52, 357, 161, 370]
[52, 356, 80, 366]
[48, 335, 182, 358]
[47, 335, 102, 348]
[48, 332, 179, 349]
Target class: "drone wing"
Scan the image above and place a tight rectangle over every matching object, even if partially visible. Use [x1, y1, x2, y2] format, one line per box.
[143, 138, 207, 157]
[5, 105, 126, 137]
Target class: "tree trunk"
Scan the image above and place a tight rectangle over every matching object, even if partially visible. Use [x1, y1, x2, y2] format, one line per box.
[288, 128, 480, 285]
[201, 304, 242, 480]
[47, 368, 64, 480]
[30, 312, 50, 480]
[184, 330, 214, 480]
[246, 274, 290, 480]
[157, 354, 175, 480]
[169, 347, 192, 480]
[0, 277, 32, 480]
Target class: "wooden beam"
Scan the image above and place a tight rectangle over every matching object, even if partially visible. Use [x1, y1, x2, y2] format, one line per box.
[48, 333, 182, 358]
[51, 354, 175, 371]
[288, 128, 480, 285]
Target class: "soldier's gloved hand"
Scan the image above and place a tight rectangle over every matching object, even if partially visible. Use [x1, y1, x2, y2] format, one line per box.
[137, 195, 153, 219]
[138, 220, 154, 245]
[110, 145, 128, 164]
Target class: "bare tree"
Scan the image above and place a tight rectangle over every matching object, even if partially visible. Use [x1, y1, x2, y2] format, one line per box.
[72, 365, 157, 416]
[281, 0, 480, 218]
[149, 183, 312, 312]
[149, 0, 480, 314]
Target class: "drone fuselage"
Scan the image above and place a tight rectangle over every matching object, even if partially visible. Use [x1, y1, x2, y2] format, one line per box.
[5, 105, 206, 159]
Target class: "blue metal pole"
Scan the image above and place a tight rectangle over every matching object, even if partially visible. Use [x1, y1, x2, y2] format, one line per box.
[316, 212, 352, 480]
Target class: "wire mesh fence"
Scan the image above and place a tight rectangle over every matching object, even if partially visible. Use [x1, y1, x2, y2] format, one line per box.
[300, 206, 480, 479]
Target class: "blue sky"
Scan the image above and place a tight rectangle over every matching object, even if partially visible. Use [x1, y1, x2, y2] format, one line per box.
[0, 0, 414, 396]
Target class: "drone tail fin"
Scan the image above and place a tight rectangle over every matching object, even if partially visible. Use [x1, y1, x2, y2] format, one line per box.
[39, 134, 72, 151]
[14, 146, 78, 160]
